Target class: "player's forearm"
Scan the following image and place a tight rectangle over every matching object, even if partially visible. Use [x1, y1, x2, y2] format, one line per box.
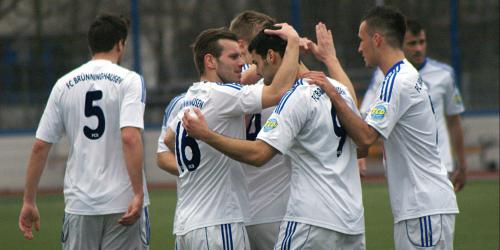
[203, 130, 267, 166]
[23, 140, 52, 204]
[328, 90, 378, 147]
[121, 128, 145, 197]
[447, 115, 467, 170]
[156, 152, 179, 176]
[323, 57, 358, 105]
[262, 36, 300, 108]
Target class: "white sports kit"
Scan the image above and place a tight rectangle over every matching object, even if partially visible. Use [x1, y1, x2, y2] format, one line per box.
[244, 80, 291, 250]
[361, 58, 465, 172]
[169, 81, 265, 248]
[36, 59, 150, 249]
[364, 59, 458, 249]
[257, 78, 365, 249]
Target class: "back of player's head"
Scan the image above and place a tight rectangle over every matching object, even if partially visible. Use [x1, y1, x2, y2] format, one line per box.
[248, 25, 286, 59]
[229, 10, 276, 43]
[192, 27, 238, 75]
[362, 6, 406, 48]
[88, 13, 129, 55]
[406, 19, 424, 36]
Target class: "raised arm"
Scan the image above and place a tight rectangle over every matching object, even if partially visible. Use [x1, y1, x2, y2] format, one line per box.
[19, 139, 52, 240]
[307, 22, 358, 105]
[119, 127, 144, 225]
[182, 108, 278, 166]
[261, 23, 300, 108]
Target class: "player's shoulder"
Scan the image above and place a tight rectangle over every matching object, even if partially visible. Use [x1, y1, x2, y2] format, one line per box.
[423, 58, 455, 78]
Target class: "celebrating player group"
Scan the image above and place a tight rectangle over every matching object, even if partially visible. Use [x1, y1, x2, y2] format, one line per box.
[20, 5, 466, 250]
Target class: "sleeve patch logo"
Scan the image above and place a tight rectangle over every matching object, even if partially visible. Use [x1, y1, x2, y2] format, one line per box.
[370, 104, 387, 121]
[263, 118, 278, 132]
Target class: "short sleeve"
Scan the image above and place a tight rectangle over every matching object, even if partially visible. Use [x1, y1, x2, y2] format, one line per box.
[443, 72, 465, 115]
[364, 78, 406, 140]
[257, 86, 308, 155]
[157, 94, 185, 153]
[120, 73, 145, 129]
[212, 83, 263, 117]
[36, 85, 65, 143]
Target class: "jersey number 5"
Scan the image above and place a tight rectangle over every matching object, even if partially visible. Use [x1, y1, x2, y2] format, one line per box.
[331, 106, 347, 157]
[175, 122, 201, 172]
[83, 90, 105, 140]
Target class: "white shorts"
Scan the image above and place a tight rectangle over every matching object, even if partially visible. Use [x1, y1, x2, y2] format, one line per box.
[61, 207, 150, 250]
[175, 222, 250, 250]
[274, 221, 365, 250]
[394, 214, 455, 250]
[246, 222, 281, 250]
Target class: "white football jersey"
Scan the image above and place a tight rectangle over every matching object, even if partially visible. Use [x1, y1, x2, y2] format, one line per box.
[168, 81, 263, 235]
[36, 59, 150, 215]
[362, 57, 465, 171]
[157, 93, 186, 153]
[364, 59, 458, 223]
[257, 78, 365, 235]
[243, 79, 290, 226]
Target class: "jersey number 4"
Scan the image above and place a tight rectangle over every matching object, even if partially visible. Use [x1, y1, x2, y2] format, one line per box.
[331, 106, 347, 157]
[83, 90, 105, 140]
[175, 121, 201, 172]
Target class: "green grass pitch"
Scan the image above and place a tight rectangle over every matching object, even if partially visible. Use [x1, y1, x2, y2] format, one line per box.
[1, 179, 498, 249]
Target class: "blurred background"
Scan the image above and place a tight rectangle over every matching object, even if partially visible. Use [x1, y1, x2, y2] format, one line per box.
[0, 0, 498, 191]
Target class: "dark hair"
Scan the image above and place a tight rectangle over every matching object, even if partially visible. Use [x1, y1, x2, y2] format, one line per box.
[362, 6, 406, 48]
[406, 19, 424, 36]
[229, 10, 276, 43]
[248, 25, 286, 58]
[88, 13, 129, 54]
[192, 27, 238, 75]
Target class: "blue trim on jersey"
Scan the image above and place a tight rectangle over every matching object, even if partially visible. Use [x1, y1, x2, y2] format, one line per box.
[140, 75, 146, 103]
[216, 82, 242, 90]
[163, 93, 186, 126]
[275, 79, 303, 114]
[379, 61, 403, 102]
[416, 58, 428, 71]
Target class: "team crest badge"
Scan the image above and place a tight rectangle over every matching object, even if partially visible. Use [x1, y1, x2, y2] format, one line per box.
[263, 118, 278, 132]
[370, 104, 388, 121]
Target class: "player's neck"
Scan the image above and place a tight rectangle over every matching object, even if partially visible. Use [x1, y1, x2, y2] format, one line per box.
[91, 52, 119, 64]
[378, 49, 405, 75]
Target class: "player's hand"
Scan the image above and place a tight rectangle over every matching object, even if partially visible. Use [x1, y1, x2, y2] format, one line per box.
[299, 37, 312, 54]
[19, 203, 40, 240]
[118, 194, 143, 225]
[308, 22, 337, 63]
[358, 158, 367, 177]
[451, 168, 466, 192]
[264, 23, 299, 41]
[182, 108, 210, 141]
[301, 71, 336, 95]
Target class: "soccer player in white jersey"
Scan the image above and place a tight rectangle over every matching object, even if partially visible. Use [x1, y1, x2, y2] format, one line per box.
[229, 11, 289, 250]
[18, 14, 150, 250]
[162, 25, 300, 249]
[182, 27, 366, 250]
[359, 20, 467, 190]
[306, 6, 459, 249]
